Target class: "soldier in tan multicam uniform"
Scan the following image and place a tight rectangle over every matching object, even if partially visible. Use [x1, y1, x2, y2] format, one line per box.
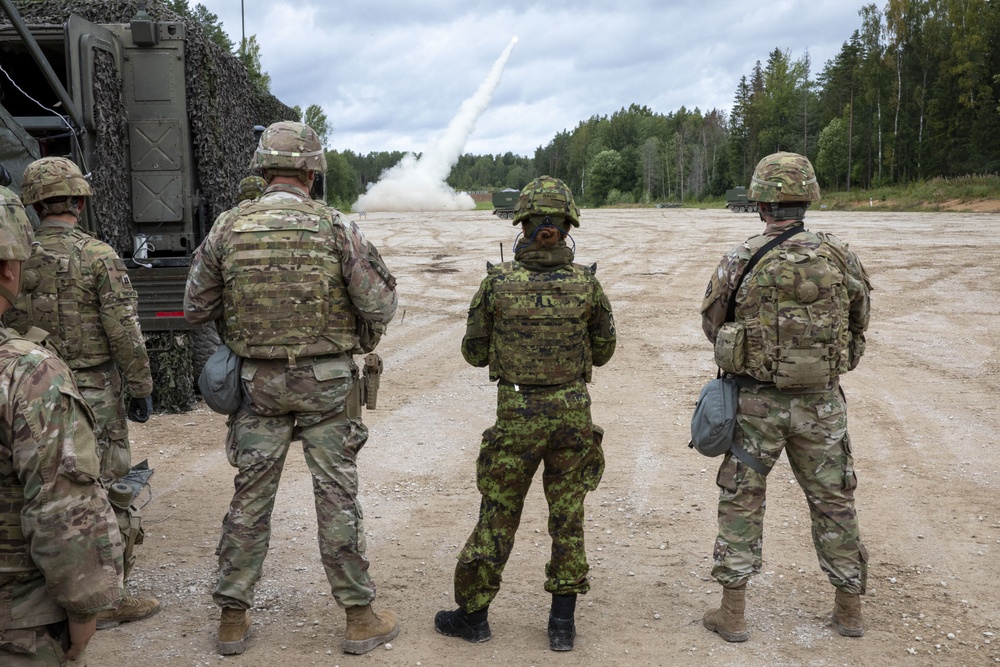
[184, 121, 400, 656]
[5, 157, 159, 630]
[700, 152, 872, 642]
[0, 184, 124, 666]
[435, 177, 616, 652]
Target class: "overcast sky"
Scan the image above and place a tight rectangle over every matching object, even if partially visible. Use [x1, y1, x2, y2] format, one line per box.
[198, 1, 875, 157]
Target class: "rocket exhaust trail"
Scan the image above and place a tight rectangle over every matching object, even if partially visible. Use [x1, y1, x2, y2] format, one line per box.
[355, 37, 518, 212]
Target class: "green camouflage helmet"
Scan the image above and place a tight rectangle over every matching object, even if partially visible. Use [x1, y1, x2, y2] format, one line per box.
[250, 121, 327, 172]
[513, 175, 580, 227]
[747, 152, 821, 203]
[20, 157, 93, 205]
[238, 175, 267, 202]
[0, 185, 34, 261]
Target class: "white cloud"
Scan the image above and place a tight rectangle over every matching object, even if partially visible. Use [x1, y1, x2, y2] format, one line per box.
[199, 0, 874, 156]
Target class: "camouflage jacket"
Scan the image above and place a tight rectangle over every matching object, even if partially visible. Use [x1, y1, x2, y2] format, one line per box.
[0, 327, 123, 633]
[184, 185, 397, 359]
[462, 248, 616, 384]
[700, 221, 872, 355]
[5, 219, 152, 398]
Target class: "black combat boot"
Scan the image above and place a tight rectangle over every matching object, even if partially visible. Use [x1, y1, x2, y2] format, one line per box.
[548, 593, 577, 651]
[434, 606, 491, 643]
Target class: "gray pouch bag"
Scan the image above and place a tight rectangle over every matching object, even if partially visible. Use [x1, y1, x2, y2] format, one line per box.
[198, 344, 243, 415]
[689, 376, 739, 457]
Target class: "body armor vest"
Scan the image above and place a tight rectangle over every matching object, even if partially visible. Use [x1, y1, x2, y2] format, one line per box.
[736, 229, 851, 388]
[222, 197, 356, 359]
[7, 228, 112, 368]
[489, 263, 593, 385]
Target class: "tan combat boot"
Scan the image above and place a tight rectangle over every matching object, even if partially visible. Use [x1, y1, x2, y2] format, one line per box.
[217, 607, 252, 655]
[343, 605, 400, 654]
[96, 593, 161, 629]
[832, 589, 864, 637]
[703, 583, 750, 642]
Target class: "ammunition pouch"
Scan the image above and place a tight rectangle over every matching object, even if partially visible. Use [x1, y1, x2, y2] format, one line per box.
[362, 353, 382, 410]
[106, 482, 144, 582]
[714, 322, 746, 375]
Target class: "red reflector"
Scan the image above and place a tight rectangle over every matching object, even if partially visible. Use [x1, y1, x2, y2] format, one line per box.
[155, 311, 186, 318]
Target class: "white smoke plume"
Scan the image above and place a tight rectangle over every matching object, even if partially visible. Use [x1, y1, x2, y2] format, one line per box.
[354, 37, 518, 212]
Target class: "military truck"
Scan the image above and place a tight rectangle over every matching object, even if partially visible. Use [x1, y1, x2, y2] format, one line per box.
[725, 186, 757, 213]
[0, 0, 296, 410]
[491, 188, 518, 219]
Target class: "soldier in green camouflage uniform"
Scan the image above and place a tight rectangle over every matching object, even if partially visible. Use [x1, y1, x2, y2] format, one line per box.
[700, 152, 872, 642]
[184, 121, 400, 656]
[0, 185, 124, 666]
[435, 176, 616, 652]
[237, 176, 267, 203]
[5, 157, 159, 630]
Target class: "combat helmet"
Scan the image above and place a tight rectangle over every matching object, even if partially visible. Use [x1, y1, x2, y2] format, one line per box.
[20, 157, 92, 206]
[238, 175, 267, 202]
[250, 121, 327, 173]
[747, 152, 821, 203]
[0, 186, 34, 261]
[513, 175, 580, 227]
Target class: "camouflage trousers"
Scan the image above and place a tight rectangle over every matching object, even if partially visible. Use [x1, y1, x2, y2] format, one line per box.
[73, 364, 130, 482]
[213, 354, 376, 610]
[712, 381, 868, 594]
[0, 622, 85, 665]
[454, 379, 605, 613]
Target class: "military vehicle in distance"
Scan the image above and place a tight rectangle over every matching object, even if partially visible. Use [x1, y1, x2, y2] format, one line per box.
[0, 0, 296, 409]
[725, 186, 758, 213]
[491, 188, 518, 219]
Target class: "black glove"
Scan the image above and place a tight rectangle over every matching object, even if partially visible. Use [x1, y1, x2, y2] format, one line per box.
[127, 396, 153, 423]
[0, 164, 11, 188]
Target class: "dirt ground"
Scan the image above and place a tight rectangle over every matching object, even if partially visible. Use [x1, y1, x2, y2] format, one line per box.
[89, 208, 999, 667]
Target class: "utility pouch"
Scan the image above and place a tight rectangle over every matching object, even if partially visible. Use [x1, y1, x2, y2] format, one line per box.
[714, 321, 746, 375]
[773, 345, 833, 390]
[363, 353, 382, 409]
[347, 376, 364, 420]
[107, 482, 144, 581]
[689, 376, 739, 457]
[198, 344, 243, 415]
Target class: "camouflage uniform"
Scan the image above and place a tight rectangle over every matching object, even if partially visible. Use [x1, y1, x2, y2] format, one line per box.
[6, 160, 151, 482]
[0, 186, 123, 666]
[184, 182, 397, 611]
[453, 241, 616, 612]
[700, 220, 872, 594]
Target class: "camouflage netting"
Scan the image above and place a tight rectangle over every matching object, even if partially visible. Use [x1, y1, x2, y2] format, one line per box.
[8, 1, 296, 412]
[145, 331, 194, 413]
[9, 0, 296, 229]
[91, 49, 131, 256]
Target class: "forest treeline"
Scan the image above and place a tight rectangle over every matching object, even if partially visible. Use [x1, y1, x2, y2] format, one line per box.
[325, 0, 999, 208]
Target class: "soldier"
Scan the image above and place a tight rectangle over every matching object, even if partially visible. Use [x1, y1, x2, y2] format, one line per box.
[700, 152, 872, 641]
[435, 176, 616, 651]
[0, 184, 124, 665]
[184, 121, 400, 656]
[6, 157, 159, 629]
[237, 175, 267, 203]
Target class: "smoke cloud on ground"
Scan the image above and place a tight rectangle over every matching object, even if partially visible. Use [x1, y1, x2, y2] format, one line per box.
[354, 37, 517, 212]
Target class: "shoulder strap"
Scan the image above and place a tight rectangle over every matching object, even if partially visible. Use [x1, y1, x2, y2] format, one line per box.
[724, 225, 804, 323]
